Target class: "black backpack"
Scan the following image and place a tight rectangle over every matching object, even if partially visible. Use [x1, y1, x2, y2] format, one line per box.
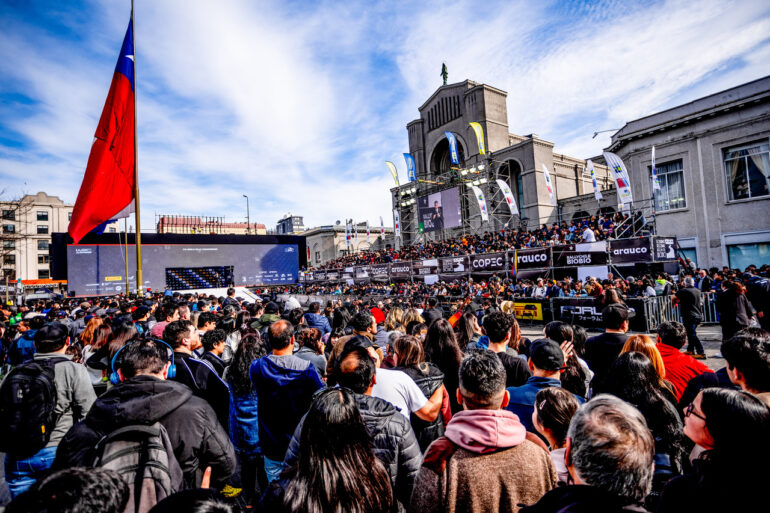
[93, 423, 184, 513]
[0, 357, 67, 458]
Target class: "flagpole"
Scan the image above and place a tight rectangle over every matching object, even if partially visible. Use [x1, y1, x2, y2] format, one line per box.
[124, 218, 130, 295]
[131, 0, 143, 295]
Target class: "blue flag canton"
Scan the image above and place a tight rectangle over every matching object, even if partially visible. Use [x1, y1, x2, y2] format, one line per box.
[114, 20, 135, 91]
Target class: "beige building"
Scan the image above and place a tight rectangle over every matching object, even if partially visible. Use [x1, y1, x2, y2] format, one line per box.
[304, 224, 394, 266]
[156, 215, 267, 235]
[0, 192, 118, 281]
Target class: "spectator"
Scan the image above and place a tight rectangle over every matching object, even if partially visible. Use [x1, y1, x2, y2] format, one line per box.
[249, 320, 325, 482]
[621, 334, 677, 403]
[720, 327, 770, 407]
[370, 306, 390, 349]
[294, 327, 327, 378]
[225, 333, 268, 507]
[284, 345, 421, 509]
[264, 388, 393, 513]
[656, 321, 713, 401]
[457, 311, 483, 351]
[54, 339, 236, 490]
[483, 311, 531, 388]
[303, 302, 331, 336]
[392, 334, 450, 451]
[744, 272, 770, 331]
[409, 350, 557, 513]
[150, 302, 180, 338]
[2, 323, 96, 499]
[675, 277, 705, 358]
[531, 387, 579, 484]
[583, 304, 630, 390]
[545, 321, 589, 398]
[424, 318, 465, 414]
[7, 314, 45, 365]
[200, 328, 227, 377]
[521, 395, 655, 513]
[695, 269, 713, 292]
[505, 338, 584, 433]
[715, 279, 755, 341]
[422, 297, 444, 327]
[658, 388, 770, 512]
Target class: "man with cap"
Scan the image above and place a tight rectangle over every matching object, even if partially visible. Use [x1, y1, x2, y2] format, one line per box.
[251, 301, 281, 333]
[131, 305, 151, 335]
[504, 339, 584, 433]
[370, 306, 390, 349]
[3, 323, 96, 499]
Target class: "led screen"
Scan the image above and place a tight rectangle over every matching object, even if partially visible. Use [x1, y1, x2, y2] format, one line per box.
[417, 187, 462, 233]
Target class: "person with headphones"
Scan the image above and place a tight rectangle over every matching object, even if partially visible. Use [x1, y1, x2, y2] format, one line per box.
[53, 338, 236, 490]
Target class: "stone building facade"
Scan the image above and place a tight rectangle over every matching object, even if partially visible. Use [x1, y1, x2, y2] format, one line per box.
[303, 224, 394, 267]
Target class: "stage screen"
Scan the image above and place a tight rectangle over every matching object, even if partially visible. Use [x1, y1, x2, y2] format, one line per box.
[66, 242, 299, 296]
[417, 187, 462, 233]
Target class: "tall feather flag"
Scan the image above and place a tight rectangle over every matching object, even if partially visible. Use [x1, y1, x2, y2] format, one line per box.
[587, 160, 603, 202]
[495, 179, 519, 216]
[403, 154, 417, 182]
[470, 185, 489, 222]
[651, 146, 661, 191]
[380, 216, 384, 236]
[385, 161, 400, 186]
[69, 20, 136, 244]
[603, 151, 634, 207]
[541, 164, 557, 206]
[366, 221, 370, 242]
[469, 122, 486, 155]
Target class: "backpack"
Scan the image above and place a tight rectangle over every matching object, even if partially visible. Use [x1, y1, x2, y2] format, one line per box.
[93, 422, 184, 513]
[0, 357, 67, 458]
[8, 335, 36, 366]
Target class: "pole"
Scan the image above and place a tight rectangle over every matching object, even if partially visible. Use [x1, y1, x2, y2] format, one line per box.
[123, 218, 130, 296]
[131, 0, 143, 295]
[4, 275, 8, 306]
[243, 194, 250, 234]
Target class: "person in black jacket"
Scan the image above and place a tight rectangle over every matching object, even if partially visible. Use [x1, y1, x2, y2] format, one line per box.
[200, 329, 227, 377]
[53, 339, 236, 490]
[715, 280, 754, 341]
[164, 320, 231, 430]
[675, 278, 705, 358]
[283, 345, 421, 510]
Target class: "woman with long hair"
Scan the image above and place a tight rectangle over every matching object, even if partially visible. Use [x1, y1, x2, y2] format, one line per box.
[600, 351, 684, 505]
[82, 324, 112, 385]
[393, 335, 448, 451]
[77, 317, 103, 347]
[262, 387, 393, 513]
[401, 308, 424, 331]
[218, 317, 241, 362]
[424, 319, 464, 414]
[332, 305, 352, 333]
[621, 334, 677, 404]
[455, 311, 482, 351]
[659, 388, 770, 512]
[715, 279, 755, 341]
[532, 387, 580, 483]
[385, 307, 404, 333]
[225, 332, 268, 507]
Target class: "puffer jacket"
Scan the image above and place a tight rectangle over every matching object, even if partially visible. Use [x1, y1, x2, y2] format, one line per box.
[303, 312, 331, 335]
[284, 393, 421, 509]
[8, 329, 36, 365]
[398, 363, 446, 452]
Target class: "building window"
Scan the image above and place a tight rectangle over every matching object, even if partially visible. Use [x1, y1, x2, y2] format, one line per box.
[650, 159, 686, 211]
[2, 209, 14, 221]
[3, 224, 15, 234]
[38, 254, 50, 264]
[37, 225, 48, 234]
[68, 212, 72, 220]
[728, 243, 770, 271]
[37, 211, 49, 221]
[724, 141, 770, 201]
[315, 251, 321, 262]
[3, 255, 15, 265]
[38, 240, 49, 250]
[2, 269, 15, 280]
[38, 269, 50, 280]
[108, 227, 117, 233]
[3, 240, 14, 250]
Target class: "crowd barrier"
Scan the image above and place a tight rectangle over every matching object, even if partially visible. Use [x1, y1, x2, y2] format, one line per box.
[273, 290, 719, 333]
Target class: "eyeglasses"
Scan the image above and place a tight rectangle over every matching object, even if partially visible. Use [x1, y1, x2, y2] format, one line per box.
[684, 403, 706, 421]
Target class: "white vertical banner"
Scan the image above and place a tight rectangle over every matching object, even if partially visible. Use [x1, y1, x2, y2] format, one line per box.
[651, 146, 661, 191]
[541, 164, 557, 206]
[345, 219, 351, 247]
[587, 159, 603, 202]
[393, 209, 401, 238]
[470, 185, 489, 222]
[366, 221, 370, 242]
[603, 151, 634, 207]
[380, 216, 384, 236]
[495, 179, 519, 216]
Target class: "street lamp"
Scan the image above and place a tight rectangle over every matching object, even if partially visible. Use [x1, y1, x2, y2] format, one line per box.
[243, 194, 250, 234]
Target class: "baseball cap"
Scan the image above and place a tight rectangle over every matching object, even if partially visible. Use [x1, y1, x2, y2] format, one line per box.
[529, 338, 564, 371]
[370, 307, 385, 325]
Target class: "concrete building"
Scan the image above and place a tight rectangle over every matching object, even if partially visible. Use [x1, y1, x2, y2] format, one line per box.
[0, 192, 117, 281]
[276, 214, 305, 235]
[607, 75, 770, 269]
[394, 79, 613, 245]
[304, 223, 394, 267]
[156, 215, 267, 235]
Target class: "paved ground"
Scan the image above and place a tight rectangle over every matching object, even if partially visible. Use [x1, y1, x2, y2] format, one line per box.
[520, 324, 726, 371]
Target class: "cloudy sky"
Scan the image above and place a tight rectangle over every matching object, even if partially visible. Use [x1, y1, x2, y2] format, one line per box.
[1, 0, 768, 231]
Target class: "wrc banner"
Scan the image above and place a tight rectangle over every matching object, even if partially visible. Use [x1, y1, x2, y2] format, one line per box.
[603, 152, 633, 206]
[469, 185, 489, 222]
[587, 160, 603, 202]
[541, 164, 557, 206]
[386, 161, 400, 186]
[495, 179, 519, 216]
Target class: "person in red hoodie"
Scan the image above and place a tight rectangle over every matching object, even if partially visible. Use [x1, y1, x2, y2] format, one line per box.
[409, 351, 557, 513]
[656, 321, 713, 402]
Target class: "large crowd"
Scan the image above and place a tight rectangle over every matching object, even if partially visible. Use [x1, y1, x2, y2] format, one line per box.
[0, 274, 769, 513]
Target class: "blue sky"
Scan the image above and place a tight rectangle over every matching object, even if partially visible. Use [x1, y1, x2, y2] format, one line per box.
[1, 0, 769, 231]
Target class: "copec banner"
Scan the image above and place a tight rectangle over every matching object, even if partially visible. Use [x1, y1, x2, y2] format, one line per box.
[299, 236, 675, 284]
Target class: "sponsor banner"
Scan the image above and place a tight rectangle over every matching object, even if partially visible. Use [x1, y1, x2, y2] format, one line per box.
[385, 161, 400, 186]
[393, 209, 401, 238]
[305, 271, 315, 283]
[404, 153, 417, 182]
[610, 237, 652, 264]
[469, 252, 507, 273]
[653, 236, 678, 261]
[354, 266, 370, 279]
[325, 269, 339, 281]
[341, 267, 355, 280]
[553, 247, 608, 267]
[554, 298, 604, 328]
[314, 270, 326, 281]
[587, 159, 603, 201]
[515, 248, 552, 270]
[541, 164, 557, 206]
[440, 256, 468, 273]
[412, 258, 439, 277]
[469, 185, 489, 222]
[603, 151, 634, 206]
[370, 264, 390, 280]
[469, 122, 486, 155]
[389, 262, 411, 279]
[496, 179, 519, 216]
[513, 302, 543, 321]
[445, 131, 460, 165]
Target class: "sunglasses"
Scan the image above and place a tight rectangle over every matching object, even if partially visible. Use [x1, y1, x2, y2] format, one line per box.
[684, 403, 706, 421]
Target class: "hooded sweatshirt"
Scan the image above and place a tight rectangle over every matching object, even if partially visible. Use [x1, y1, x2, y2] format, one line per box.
[409, 409, 557, 513]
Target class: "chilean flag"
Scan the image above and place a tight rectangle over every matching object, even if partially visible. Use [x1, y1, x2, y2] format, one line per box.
[68, 20, 136, 244]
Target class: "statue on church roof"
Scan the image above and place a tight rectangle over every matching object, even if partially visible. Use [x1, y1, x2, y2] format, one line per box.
[440, 63, 448, 86]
